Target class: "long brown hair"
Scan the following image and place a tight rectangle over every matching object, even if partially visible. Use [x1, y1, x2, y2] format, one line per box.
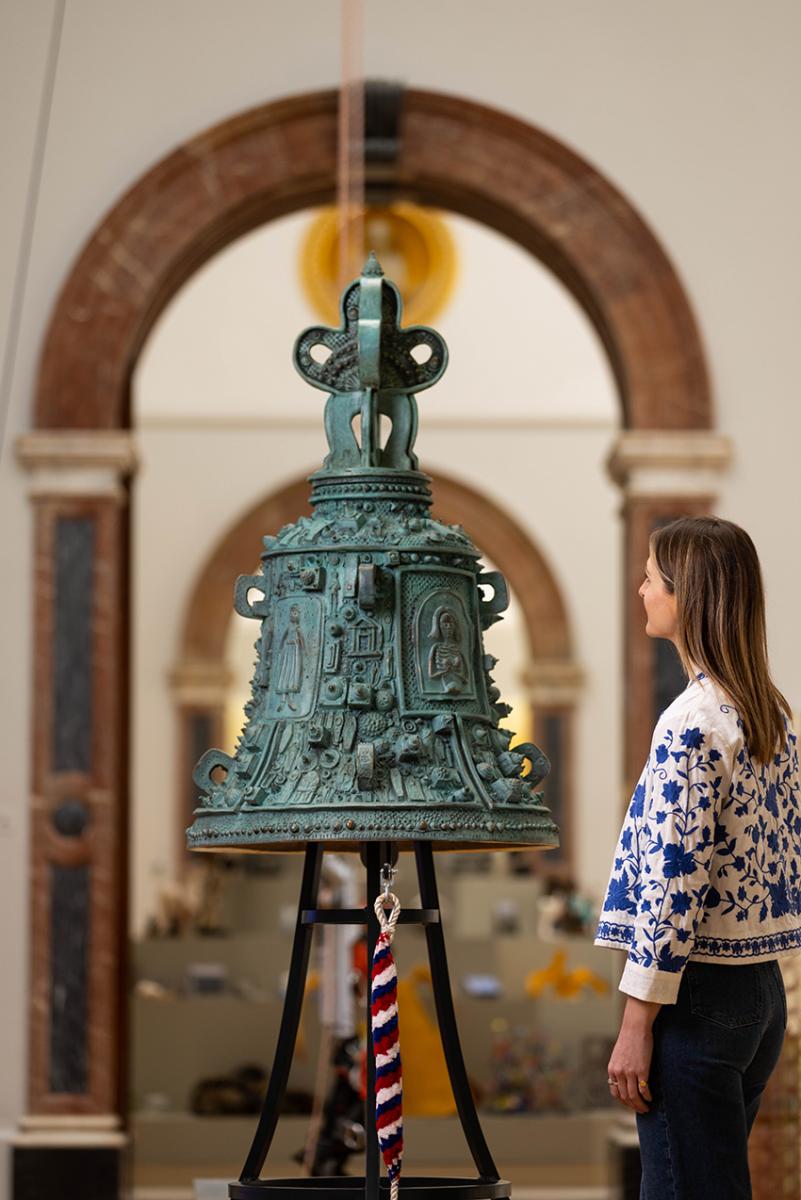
[650, 516, 789, 763]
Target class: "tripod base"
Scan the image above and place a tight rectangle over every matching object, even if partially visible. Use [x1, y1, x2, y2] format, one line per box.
[230, 1179, 511, 1200]
[235, 844, 505, 1200]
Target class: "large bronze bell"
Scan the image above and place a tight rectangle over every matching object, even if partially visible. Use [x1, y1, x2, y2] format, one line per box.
[187, 254, 558, 854]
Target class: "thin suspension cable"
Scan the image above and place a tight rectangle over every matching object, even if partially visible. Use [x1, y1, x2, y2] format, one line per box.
[0, 0, 65, 458]
[337, 0, 365, 290]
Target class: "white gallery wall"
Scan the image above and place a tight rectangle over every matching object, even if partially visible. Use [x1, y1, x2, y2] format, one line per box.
[2, 0, 800, 1174]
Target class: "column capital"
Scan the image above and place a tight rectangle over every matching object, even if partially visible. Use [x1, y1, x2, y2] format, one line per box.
[14, 1113, 126, 1148]
[170, 658, 232, 707]
[15, 430, 138, 501]
[521, 658, 584, 706]
[607, 430, 732, 496]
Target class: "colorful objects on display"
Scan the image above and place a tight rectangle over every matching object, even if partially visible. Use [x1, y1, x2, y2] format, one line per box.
[486, 1021, 615, 1115]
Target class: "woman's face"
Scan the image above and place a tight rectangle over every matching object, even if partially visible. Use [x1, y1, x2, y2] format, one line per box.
[638, 555, 678, 642]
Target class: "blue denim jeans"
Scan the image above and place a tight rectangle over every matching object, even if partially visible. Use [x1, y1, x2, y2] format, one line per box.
[637, 959, 787, 1200]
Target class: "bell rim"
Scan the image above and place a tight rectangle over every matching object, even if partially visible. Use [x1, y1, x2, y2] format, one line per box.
[187, 838, 559, 854]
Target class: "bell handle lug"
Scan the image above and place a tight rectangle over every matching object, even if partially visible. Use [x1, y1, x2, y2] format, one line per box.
[357, 562, 377, 610]
[514, 742, 550, 787]
[477, 570, 509, 620]
[234, 573, 268, 619]
[192, 748, 234, 792]
[356, 742, 376, 789]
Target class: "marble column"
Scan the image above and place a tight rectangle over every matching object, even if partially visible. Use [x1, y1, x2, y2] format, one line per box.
[608, 431, 733, 793]
[522, 658, 583, 879]
[13, 431, 137, 1199]
[169, 658, 230, 876]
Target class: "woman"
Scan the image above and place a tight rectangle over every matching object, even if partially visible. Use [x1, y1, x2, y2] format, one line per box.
[595, 516, 800, 1199]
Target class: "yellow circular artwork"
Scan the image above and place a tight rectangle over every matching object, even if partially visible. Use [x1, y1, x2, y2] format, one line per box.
[300, 204, 458, 327]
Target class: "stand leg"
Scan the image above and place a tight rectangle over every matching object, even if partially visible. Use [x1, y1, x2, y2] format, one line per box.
[240, 844, 324, 1183]
[413, 842, 500, 1183]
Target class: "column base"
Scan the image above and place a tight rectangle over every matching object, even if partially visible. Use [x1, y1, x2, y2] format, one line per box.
[12, 1117, 126, 1200]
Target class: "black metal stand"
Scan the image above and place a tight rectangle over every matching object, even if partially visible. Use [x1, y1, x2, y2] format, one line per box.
[231, 842, 510, 1200]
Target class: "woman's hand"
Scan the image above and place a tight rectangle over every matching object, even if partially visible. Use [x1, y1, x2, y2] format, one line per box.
[607, 996, 661, 1113]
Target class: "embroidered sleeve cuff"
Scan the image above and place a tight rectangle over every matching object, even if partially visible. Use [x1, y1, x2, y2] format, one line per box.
[620, 958, 683, 1004]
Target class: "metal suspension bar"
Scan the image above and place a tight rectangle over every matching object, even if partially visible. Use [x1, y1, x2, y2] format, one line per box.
[301, 908, 438, 925]
[413, 842, 500, 1183]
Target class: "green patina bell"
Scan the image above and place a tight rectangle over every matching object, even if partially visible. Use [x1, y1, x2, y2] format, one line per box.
[187, 254, 559, 853]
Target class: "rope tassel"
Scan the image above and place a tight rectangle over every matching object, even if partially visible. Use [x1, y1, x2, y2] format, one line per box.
[372, 890, 402, 1200]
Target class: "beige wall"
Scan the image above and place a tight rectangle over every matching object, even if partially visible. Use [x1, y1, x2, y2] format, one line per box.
[2, 0, 800, 1175]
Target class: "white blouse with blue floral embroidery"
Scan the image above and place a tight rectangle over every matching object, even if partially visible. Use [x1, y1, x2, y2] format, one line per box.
[595, 674, 801, 1003]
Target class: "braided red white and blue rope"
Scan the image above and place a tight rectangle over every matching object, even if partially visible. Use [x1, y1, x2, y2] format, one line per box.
[372, 892, 402, 1200]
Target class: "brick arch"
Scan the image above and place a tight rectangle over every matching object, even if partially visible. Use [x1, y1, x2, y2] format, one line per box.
[180, 470, 571, 665]
[36, 88, 711, 433]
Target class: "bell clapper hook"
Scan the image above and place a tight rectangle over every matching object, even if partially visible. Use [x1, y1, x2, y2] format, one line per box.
[377, 861, 401, 930]
[380, 861, 397, 904]
[376, 862, 402, 929]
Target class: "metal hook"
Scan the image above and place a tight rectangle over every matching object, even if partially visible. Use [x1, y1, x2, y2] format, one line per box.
[380, 861, 397, 900]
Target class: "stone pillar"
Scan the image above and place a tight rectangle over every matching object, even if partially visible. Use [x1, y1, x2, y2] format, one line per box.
[607, 430, 732, 1197]
[608, 431, 732, 793]
[523, 658, 583, 878]
[169, 659, 230, 874]
[13, 432, 137, 1199]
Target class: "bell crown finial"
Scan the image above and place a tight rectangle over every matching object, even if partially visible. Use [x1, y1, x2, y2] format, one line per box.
[293, 255, 449, 470]
[362, 250, 384, 277]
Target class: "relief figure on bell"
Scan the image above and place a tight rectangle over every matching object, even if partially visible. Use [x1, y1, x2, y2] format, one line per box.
[255, 614, 274, 687]
[427, 605, 467, 694]
[276, 604, 305, 712]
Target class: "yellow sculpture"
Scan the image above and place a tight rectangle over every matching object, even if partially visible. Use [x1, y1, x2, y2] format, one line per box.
[524, 951, 608, 1001]
[300, 204, 457, 328]
[396, 964, 456, 1116]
